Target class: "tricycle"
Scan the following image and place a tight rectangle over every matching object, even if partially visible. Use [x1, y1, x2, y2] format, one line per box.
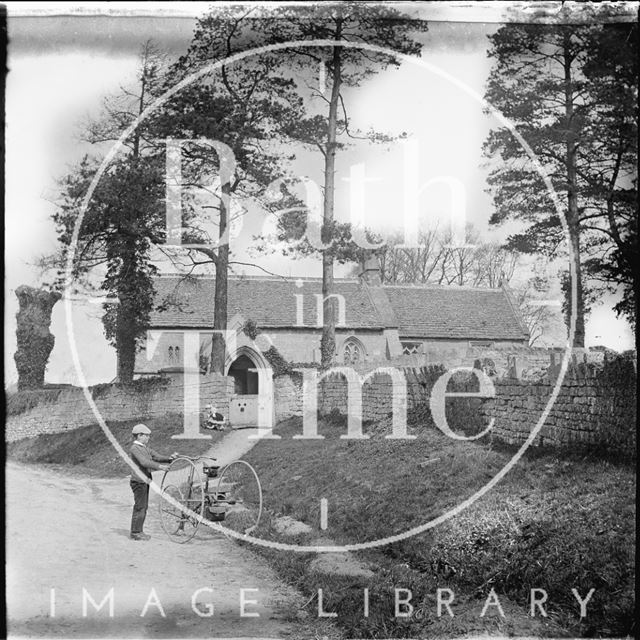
[158, 455, 262, 543]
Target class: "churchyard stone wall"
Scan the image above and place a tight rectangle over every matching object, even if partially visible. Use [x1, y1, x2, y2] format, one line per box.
[273, 364, 445, 425]
[481, 353, 636, 455]
[8, 345, 636, 460]
[6, 374, 233, 442]
[272, 350, 636, 457]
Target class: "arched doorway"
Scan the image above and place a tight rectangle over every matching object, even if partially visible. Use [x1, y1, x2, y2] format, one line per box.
[228, 354, 260, 395]
[224, 346, 273, 428]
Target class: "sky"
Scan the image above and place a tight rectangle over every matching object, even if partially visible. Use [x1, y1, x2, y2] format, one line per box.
[4, 3, 635, 386]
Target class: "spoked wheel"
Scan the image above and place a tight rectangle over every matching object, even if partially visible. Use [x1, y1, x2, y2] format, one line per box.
[159, 457, 204, 543]
[216, 461, 263, 536]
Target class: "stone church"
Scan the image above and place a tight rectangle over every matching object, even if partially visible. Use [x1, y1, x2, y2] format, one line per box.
[135, 259, 529, 386]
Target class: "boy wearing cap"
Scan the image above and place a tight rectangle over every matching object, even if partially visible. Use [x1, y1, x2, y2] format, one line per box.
[129, 423, 177, 541]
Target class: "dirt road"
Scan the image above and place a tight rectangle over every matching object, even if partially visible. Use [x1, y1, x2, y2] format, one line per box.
[6, 461, 336, 639]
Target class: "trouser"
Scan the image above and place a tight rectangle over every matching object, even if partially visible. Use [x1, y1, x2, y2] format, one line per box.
[130, 480, 150, 534]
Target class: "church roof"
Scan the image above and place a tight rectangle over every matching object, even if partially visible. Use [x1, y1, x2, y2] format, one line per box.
[383, 285, 528, 341]
[149, 275, 529, 341]
[150, 276, 385, 330]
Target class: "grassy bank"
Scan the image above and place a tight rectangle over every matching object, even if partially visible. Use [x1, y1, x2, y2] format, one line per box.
[243, 415, 635, 638]
[7, 414, 224, 477]
[7, 409, 635, 637]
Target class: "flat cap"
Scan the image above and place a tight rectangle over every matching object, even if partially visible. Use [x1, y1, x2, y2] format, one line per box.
[132, 423, 151, 435]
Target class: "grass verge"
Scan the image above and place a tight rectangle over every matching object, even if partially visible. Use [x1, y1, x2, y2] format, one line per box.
[242, 415, 635, 638]
[7, 413, 224, 477]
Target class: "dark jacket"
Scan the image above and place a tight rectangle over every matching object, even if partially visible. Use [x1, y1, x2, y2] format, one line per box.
[130, 441, 172, 482]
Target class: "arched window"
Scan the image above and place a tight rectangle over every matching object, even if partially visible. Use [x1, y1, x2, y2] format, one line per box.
[168, 346, 174, 363]
[174, 346, 180, 363]
[343, 337, 364, 365]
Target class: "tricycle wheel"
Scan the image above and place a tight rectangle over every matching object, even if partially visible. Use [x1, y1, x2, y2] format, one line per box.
[158, 458, 204, 543]
[216, 461, 262, 536]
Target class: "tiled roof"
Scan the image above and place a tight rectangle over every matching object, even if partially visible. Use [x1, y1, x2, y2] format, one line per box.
[149, 276, 529, 341]
[150, 276, 384, 329]
[383, 285, 528, 340]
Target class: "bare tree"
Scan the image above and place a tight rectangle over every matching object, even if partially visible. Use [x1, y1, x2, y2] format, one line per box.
[374, 228, 519, 288]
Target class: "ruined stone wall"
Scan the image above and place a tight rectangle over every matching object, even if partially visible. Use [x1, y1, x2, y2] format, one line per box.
[6, 374, 233, 442]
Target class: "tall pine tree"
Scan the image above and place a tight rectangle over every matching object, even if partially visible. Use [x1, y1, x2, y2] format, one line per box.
[254, 3, 429, 365]
[484, 19, 638, 343]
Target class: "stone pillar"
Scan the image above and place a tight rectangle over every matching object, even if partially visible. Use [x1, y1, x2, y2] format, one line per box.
[14, 286, 61, 390]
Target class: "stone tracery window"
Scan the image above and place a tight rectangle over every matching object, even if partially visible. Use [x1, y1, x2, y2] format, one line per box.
[343, 338, 364, 365]
[401, 341, 421, 355]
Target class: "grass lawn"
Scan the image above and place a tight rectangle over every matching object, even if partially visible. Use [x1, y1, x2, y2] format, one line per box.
[7, 413, 224, 477]
[242, 415, 636, 638]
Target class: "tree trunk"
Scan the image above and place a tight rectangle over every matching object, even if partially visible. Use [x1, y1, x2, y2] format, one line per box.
[210, 182, 230, 374]
[14, 286, 61, 390]
[115, 53, 148, 384]
[320, 28, 343, 368]
[563, 30, 586, 347]
[116, 302, 137, 383]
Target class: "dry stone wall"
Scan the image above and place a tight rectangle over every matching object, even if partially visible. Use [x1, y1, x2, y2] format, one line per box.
[274, 375, 303, 422]
[274, 365, 445, 424]
[6, 374, 233, 442]
[480, 355, 636, 455]
[8, 347, 636, 460]
[272, 352, 636, 458]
